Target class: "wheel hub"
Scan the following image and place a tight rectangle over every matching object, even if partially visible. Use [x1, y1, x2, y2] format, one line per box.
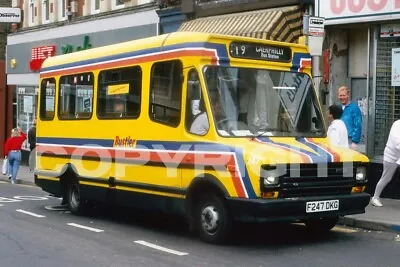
[201, 206, 220, 234]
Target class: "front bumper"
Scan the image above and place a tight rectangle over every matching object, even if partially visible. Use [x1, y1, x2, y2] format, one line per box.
[226, 193, 370, 222]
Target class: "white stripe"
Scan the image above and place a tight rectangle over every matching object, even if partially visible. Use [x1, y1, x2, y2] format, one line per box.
[255, 138, 314, 163]
[0, 204, 3, 206]
[304, 138, 334, 162]
[67, 223, 104, 233]
[41, 48, 218, 74]
[134, 240, 188, 256]
[16, 209, 46, 218]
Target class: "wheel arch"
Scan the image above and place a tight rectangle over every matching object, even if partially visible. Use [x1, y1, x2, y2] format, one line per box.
[185, 174, 229, 220]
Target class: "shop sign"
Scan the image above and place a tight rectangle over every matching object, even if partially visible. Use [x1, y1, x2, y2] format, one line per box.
[29, 45, 56, 72]
[316, 0, 400, 25]
[62, 35, 92, 54]
[0, 7, 21, 23]
[381, 23, 400, 37]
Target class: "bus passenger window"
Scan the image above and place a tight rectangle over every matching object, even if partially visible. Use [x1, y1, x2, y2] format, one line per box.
[39, 78, 56, 120]
[58, 72, 94, 120]
[150, 60, 183, 127]
[97, 66, 142, 119]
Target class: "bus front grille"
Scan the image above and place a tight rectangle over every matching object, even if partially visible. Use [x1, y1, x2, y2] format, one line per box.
[279, 163, 356, 198]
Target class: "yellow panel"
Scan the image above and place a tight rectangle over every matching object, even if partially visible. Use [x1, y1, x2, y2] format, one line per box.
[107, 84, 130, 95]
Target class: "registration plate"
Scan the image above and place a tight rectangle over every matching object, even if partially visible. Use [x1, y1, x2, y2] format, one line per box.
[306, 200, 339, 213]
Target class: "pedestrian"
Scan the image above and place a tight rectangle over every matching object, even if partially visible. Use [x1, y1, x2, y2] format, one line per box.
[4, 127, 27, 184]
[370, 120, 400, 207]
[337, 86, 362, 150]
[327, 104, 349, 148]
[28, 120, 37, 172]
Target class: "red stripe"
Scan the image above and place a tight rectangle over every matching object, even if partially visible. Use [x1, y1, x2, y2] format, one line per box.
[40, 50, 217, 78]
[308, 138, 341, 162]
[227, 165, 246, 198]
[37, 144, 247, 197]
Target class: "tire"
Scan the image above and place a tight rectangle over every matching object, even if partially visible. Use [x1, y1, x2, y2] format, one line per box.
[195, 194, 232, 244]
[305, 216, 338, 234]
[67, 181, 86, 215]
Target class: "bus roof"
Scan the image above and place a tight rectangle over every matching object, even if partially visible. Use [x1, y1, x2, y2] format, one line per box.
[41, 32, 310, 72]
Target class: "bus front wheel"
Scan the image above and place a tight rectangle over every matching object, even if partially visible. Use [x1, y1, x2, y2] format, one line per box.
[195, 194, 232, 244]
[67, 181, 85, 215]
[305, 216, 338, 234]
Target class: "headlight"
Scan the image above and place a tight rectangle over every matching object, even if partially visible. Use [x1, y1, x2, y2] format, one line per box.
[355, 166, 367, 181]
[263, 176, 279, 186]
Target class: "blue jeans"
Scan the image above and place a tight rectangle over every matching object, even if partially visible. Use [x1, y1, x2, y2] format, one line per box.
[7, 151, 21, 183]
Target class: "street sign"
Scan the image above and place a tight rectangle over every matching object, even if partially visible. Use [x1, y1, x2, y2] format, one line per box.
[0, 7, 21, 23]
[308, 16, 325, 37]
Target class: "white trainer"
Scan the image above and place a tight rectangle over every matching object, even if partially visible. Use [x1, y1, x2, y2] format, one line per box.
[11, 180, 16, 185]
[371, 197, 383, 207]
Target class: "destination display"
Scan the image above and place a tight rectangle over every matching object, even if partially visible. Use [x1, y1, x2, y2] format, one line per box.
[229, 42, 292, 62]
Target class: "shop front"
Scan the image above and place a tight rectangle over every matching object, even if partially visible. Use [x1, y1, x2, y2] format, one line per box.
[6, 8, 159, 162]
[316, 0, 400, 198]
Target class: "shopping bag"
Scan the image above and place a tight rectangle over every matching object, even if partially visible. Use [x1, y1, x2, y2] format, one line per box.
[2, 158, 8, 175]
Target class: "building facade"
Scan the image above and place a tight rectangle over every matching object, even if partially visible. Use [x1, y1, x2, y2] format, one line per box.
[4, 0, 163, 159]
[316, 0, 400, 159]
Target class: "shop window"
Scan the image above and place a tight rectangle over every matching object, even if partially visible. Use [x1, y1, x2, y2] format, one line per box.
[58, 73, 94, 120]
[42, 0, 50, 23]
[39, 78, 56, 120]
[149, 60, 183, 127]
[97, 66, 142, 119]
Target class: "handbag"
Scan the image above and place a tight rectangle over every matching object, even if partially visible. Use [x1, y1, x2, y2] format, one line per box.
[2, 158, 8, 175]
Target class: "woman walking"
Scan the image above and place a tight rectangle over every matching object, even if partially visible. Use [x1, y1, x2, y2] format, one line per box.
[4, 127, 27, 184]
[371, 120, 400, 207]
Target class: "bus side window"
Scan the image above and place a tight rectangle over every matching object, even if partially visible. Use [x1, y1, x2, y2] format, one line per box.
[58, 73, 94, 120]
[39, 78, 56, 120]
[97, 66, 142, 119]
[149, 60, 183, 127]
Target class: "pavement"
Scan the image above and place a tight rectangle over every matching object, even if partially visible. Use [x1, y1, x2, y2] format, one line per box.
[1, 164, 400, 234]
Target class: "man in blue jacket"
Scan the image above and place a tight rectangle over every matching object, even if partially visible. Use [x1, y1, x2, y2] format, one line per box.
[337, 86, 362, 149]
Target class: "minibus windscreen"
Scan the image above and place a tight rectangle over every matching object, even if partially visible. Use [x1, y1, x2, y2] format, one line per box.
[203, 66, 325, 138]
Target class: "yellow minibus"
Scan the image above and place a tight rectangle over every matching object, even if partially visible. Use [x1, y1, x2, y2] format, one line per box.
[35, 32, 370, 244]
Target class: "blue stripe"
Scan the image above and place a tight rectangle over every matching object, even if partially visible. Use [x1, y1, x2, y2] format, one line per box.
[291, 52, 311, 72]
[41, 42, 230, 73]
[37, 137, 113, 147]
[234, 148, 256, 199]
[297, 138, 333, 163]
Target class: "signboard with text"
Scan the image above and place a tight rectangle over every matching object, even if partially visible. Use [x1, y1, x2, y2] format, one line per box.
[29, 45, 56, 72]
[0, 7, 21, 23]
[278, 73, 310, 126]
[316, 0, 400, 25]
[229, 42, 292, 62]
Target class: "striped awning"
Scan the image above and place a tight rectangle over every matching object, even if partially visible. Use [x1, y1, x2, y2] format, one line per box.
[178, 5, 303, 43]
